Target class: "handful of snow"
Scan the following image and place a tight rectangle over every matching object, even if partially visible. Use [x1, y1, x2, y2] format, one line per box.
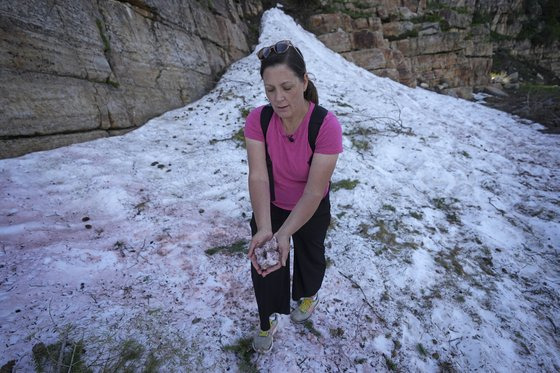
[255, 239, 280, 270]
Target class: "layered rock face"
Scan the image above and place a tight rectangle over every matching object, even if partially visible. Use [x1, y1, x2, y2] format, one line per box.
[476, 0, 560, 77]
[307, 0, 493, 99]
[0, 0, 261, 158]
[306, 0, 558, 99]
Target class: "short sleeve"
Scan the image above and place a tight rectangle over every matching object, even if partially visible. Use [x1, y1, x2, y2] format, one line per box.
[315, 111, 343, 154]
[244, 106, 265, 142]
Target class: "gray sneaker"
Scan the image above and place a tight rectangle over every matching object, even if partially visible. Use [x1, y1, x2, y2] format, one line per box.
[252, 314, 279, 353]
[290, 294, 319, 323]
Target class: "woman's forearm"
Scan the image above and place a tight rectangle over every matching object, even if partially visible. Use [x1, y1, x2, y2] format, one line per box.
[249, 177, 272, 233]
[277, 191, 323, 238]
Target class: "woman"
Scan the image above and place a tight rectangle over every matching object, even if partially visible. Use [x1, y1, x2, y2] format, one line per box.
[244, 40, 343, 353]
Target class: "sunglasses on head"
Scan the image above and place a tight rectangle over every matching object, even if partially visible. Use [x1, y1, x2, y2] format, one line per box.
[257, 40, 304, 61]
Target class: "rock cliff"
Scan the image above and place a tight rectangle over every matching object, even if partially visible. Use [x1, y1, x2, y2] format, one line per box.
[297, 0, 558, 99]
[0, 0, 262, 158]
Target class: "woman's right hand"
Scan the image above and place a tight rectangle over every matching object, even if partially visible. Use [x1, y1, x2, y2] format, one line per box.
[248, 229, 273, 275]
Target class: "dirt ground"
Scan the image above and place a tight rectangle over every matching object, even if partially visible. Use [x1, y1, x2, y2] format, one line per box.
[482, 50, 560, 134]
[483, 86, 560, 133]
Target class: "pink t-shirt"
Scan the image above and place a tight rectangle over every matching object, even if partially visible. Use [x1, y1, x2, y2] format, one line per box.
[244, 102, 343, 210]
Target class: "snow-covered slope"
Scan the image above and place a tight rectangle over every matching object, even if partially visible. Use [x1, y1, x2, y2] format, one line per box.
[1, 7, 559, 372]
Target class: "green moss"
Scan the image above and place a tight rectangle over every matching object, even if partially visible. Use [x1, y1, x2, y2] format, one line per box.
[232, 127, 246, 148]
[105, 77, 120, 88]
[440, 19, 450, 32]
[472, 10, 491, 25]
[354, 2, 372, 10]
[417, 343, 428, 356]
[223, 337, 258, 373]
[331, 179, 359, 191]
[240, 107, 251, 118]
[351, 138, 370, 150]
[205, 239, 248, 256]
[303, 320, 322, 337]
[329, 327, 345, 337]
[386, 29, 419, 41]
[96, 19, 110, 53]
[385, 355, 397, 370]
[490, 31, 513, 42]
[373, 220, 397, 246]
[411, 13, 442, 24]
[382, 204, 396, 212]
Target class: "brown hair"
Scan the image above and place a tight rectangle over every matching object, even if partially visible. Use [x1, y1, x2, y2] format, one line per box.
[259, 45, 319, 104]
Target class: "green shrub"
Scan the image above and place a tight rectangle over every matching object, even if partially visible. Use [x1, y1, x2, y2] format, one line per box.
[331, 179, 359, 191]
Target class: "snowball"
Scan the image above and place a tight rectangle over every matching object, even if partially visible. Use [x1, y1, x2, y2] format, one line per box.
[255, 239, 280, 270]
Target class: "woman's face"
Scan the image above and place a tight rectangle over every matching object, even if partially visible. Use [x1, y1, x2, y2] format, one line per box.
[262, 64, 308, 122]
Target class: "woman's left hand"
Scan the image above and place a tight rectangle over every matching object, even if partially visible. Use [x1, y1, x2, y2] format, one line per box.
[261, 231, 290, 277]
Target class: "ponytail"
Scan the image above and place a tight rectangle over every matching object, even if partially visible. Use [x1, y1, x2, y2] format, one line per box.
[304, 79, 319, 105]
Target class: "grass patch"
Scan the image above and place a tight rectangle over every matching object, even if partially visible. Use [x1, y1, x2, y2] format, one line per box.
[434, 247, 465, 276]
[410, 211, 423, 220]
[432, 197, 461, 225]
[382, 204, 396, 212]
[33, 339, 89, 373]
[417, 343, 428, 357]
[373, 220, 397, 246]
[351, 138, 370, 151]
[32, 336, 166, 373]
[303, 320, 322, 338]
[384, 354, 397, 370]
[331, 179, 359, 191]
[359, 220, 397, 246]
[240, 107, 251, 118]
[329, 327, 344, 338]
[392, 339, 401, 357]
[205, 239, 247, 256]
[223, 337, 258, 373]
[30, 313, 203, 372]
[232, 127, 246, 148]
[518, 83, 560, 95]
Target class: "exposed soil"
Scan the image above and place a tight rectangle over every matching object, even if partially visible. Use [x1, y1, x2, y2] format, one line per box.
[481, 49, 560, 134]
[483, 87, 560, 134]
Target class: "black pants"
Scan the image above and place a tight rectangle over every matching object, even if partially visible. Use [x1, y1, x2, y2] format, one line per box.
[250, 194, 331, 330]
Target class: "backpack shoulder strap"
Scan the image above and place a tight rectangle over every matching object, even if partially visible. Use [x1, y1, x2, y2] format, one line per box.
[259, 105, 276, 202]
[260, 104, 274, 137]
[307, 104, 329, 165]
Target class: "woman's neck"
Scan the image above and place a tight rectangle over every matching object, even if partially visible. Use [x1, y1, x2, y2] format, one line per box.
[282, 100, 310, 134]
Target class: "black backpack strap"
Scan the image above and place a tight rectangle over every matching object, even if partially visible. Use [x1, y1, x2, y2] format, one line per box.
[260, 105, 275, 202]
[307, 105, 329, 165]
